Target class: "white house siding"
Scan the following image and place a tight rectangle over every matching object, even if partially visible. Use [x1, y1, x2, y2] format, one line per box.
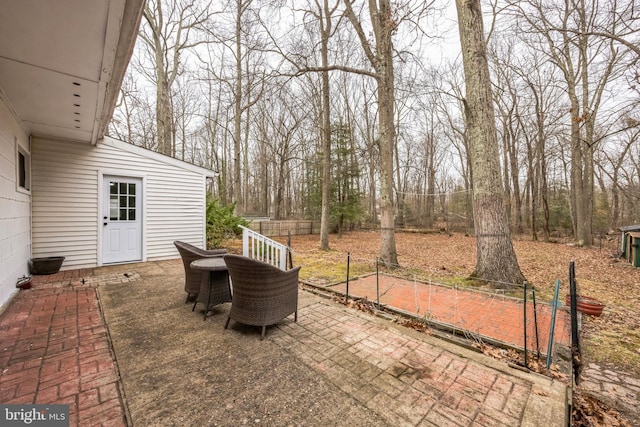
[31, 136, 210, 270]
[0, 96, 31, 312]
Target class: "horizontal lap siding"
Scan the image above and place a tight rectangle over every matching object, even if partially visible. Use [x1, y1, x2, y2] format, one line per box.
[145, 161, 205, 260]
[31, 140, 100, 268]
[32, 138, 207, 269]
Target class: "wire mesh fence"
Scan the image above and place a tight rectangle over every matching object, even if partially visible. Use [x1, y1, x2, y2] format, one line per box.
[322, 254, 572, 368]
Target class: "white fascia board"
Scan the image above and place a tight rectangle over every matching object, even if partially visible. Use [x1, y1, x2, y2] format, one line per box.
[96, 0, 146, 143]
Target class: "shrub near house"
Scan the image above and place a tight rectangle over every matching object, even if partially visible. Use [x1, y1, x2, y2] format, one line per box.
[206, 198, 249, 249]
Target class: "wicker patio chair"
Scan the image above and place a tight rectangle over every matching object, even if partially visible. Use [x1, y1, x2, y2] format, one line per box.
[174, 241, 227, 303]
[223, 254, 301, 340]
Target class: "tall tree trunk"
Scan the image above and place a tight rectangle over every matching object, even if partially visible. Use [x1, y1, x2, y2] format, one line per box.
[532, 84, 551, 241]
[425, 131, 436, 227]
[141, 0, 210, 158]
[243, 95, 251, 212]
[501, 119, 512, 225]
[455, 0, 525, 286]
[363, 94, 377, 225]
[232, 0, 243, 210]
[394, 139, 405, 229]
[526, 134, 538, 241]
[319, 0, 335, 250]
[155, 59, 173, 155]
[344, 0, 398, 265]
[508, 118, 523, 234]
[568, 88, 582, 241]
[376, 5, 398, 265]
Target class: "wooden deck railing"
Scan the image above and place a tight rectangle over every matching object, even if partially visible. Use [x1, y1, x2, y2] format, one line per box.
[239, 225, 289, 270]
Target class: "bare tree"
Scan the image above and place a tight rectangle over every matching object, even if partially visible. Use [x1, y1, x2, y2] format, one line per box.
[173, 77, 202, 162]
[431, 61, 473, 230]
[510, 0, 634, 245]
[109, 73, 158, 150]
[343, 0, 398, 265]
[109, 75, 140, 145]
[229, 0, 266, 212]
[490, 45, 524, 234]
[252, 83, 307, 219]
[596, 125, 640, 229]
[316, 0, 341, 249]
[455, 0, 525, 285]
[139, 0, 212, 156]
[352, 80, 380, 226]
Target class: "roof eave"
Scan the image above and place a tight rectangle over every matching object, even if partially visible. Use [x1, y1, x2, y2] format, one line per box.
[95, 0, 145, 145]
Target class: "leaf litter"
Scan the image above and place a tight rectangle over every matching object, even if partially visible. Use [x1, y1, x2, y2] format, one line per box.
[277, 231, 640, 426]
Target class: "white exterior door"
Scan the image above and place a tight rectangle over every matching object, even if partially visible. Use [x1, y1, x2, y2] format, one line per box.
[102, 176, 142, 264]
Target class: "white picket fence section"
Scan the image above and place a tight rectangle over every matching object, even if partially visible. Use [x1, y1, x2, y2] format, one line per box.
[240, 225, 289, 270]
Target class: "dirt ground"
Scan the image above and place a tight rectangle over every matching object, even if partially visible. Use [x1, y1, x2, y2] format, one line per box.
[273, 230, 640, 426]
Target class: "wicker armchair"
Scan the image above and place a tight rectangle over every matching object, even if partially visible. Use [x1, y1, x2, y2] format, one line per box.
[174, 241, 227, 303]
[223, 254, 301, 340]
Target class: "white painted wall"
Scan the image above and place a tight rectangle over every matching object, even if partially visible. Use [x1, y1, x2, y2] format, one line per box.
[0, 95, 31, 312]
[31, 136, 212, 269]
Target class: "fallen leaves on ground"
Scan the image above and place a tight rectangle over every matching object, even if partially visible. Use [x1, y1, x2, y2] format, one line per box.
[398, 318, 431, 333]
[333, 295, 377, 314]
[572, 391, 632, 427]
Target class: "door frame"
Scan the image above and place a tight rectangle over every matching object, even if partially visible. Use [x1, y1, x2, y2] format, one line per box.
[97, 170, 147, 266]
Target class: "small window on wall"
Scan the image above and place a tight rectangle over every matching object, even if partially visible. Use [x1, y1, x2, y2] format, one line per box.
[16, 142, 31, 192]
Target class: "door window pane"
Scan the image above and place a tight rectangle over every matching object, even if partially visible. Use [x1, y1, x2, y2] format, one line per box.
[108, 180, 137, 221]
[109, 195, 118, 220]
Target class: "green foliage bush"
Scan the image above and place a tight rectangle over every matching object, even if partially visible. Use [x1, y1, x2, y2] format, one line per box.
[206, 197, 249, 248]
[547, 188, 573, 231]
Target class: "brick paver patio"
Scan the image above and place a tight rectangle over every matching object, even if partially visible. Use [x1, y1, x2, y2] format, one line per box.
[0, 261, 568, 426]
[0, 270, 136, 426]
[275, 302, 559, 426]
[328, 274, 571, 355]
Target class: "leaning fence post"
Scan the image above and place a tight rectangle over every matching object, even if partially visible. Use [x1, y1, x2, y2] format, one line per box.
[532, 287, 540, 358]
[569, 261, 579, 350]
[546, 279, 561, 369]
[376, 257, 380, 309]
[569, 261, 581, 384]
[523, 281, 528, 369]
[287, 231, 293, 269]
[345, 252, 350, 303]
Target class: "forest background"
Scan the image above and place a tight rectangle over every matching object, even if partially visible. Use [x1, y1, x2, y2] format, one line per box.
[108, 0, 640, 247]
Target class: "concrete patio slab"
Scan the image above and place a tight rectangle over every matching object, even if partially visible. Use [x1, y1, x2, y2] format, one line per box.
[1, 260, 568, 426]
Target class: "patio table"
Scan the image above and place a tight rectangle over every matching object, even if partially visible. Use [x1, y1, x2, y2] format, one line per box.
[190, 257, 232, 320]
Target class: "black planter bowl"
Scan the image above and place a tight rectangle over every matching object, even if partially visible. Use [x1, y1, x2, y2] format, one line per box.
[29, 257, 65, 275]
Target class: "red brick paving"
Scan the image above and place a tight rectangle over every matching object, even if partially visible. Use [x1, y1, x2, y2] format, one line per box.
[1, 263, 570, 426]
[330, 274, 570, 354]
[0, 273, 127, 427]
[276, 302, 566, 426]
